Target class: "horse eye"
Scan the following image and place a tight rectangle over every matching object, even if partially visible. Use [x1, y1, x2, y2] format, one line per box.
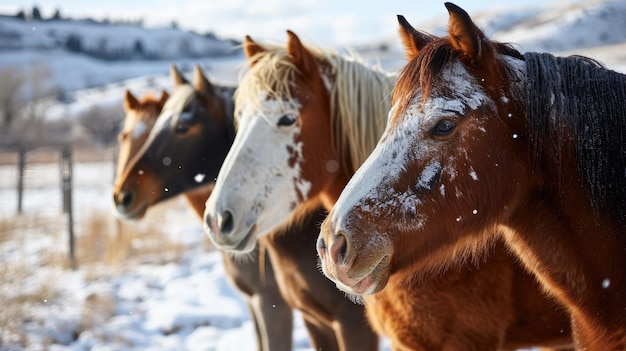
[277, 115, 296, 127]
[118, 131, 129, 141]
[431, 119, 456, 136]
[175, 123, 189, 134]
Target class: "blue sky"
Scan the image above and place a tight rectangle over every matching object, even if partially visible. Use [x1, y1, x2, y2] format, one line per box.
[0, 0, 566, 46]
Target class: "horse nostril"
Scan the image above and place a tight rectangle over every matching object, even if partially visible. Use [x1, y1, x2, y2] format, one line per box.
[117, 190, 133, 208]
[220, 210, 234, 234]
[316, 236, 327, 259]
[329, 232, 348, 264]
[317, 236, 327, 250]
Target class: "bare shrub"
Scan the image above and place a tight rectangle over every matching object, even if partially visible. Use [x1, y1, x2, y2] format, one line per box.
[0, 66, 24, 128]
[79, 104, 123, 146]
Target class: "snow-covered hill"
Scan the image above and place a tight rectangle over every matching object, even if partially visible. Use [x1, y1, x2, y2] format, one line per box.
[0, 14, 240, 101]
[2, 0, 626, 122]
[0, 15, 237, 59]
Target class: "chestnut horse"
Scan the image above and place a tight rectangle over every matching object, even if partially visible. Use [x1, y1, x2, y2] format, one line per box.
[113, 68, 293, 351]
[204, 31, 572, 350]
[115, 88, 168, 182]
[319, 3, 626, 350]
[114, 65, 377, 351]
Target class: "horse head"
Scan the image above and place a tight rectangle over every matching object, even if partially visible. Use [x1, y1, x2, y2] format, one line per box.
[318, 3, 528, 295]
[113, 64, 235, 219]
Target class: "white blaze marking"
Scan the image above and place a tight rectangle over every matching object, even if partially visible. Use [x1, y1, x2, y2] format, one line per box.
[132, 121, 147, 139]
[206, 94, 311, 238]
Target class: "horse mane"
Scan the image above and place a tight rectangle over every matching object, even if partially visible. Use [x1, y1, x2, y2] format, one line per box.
[235, 43, 395, 175]
[159, 82, 236, 134]
[524, 52, 626, 221]
[162, 85, 197, 116]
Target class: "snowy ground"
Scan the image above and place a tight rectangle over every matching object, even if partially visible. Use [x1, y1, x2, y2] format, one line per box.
[0, 160, 365, 351]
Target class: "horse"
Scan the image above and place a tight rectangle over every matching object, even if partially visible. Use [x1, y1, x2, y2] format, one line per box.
[318, 3, 626, 349]
[113, 64, 377, 351]
[112, 67, 293, 351]
[204, 30, 573, 350]
[116, 88, 169, 182]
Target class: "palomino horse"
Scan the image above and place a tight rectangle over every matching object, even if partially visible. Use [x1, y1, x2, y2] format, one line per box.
[319, 3, 626, 349]
[204, 31, 572, 350]
[114, 65, 377, 351]
[113, 67, 293, 351]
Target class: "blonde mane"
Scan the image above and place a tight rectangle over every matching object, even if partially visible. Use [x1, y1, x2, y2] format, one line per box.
[235, 43, 396, 174]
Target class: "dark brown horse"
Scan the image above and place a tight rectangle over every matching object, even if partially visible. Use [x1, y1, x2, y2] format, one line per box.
[319, 3, 626, 349]
[204, 31, 572, 350]
[113, 65, 377, 351]
[113, 68, 293, 351]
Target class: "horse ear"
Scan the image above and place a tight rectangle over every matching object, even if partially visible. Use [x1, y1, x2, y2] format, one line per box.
[244, 35, 265, 66]
[124, 89, 139, 110]
[159, 90, 169, 105]
[445, 2, 486, 64]
[397, 15, 434, 60]
[286, 30, 316, 76]
[170, 64, 188, 87]
[194, 64, 216, 97]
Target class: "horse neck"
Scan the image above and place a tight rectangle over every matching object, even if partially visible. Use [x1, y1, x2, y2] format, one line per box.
[326, 56, 395, 176]
[179, 86, 235, 217]
[496, 53, 626, 340]
[214, 84, 237, 141]
[320, 169, 352, 210]
[319, 57, 394, 209]
[182, 184, 214, 219]
[523, 52, 626, 221]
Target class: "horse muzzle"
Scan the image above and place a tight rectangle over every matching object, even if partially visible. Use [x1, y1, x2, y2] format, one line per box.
[317, 220, 392, 295]
[203, 207, 257, 253]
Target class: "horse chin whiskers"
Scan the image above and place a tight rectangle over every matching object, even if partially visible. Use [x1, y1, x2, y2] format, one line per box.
[113, 202, 148, 221]
[343, 291, 365, 305]
[232, 223, 257, 253]
[227, 247, 257, 263]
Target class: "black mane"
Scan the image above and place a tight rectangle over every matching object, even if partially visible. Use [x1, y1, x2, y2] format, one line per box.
[524, 52, 626, 222]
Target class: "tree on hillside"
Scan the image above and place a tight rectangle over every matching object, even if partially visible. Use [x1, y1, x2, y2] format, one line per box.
[51, 8, 62, 20]
[133, 39, 144, 56]
[15, 9, 26, 21]
[31, 6, 42, 20]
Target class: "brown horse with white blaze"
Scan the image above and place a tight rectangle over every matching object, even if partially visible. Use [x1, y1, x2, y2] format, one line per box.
[319, 3, 626, 349]
[204, 30, 572, 350]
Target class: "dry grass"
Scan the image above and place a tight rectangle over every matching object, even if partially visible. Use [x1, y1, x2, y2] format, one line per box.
[0, 249, 64, 347]
[0, 143, 116, 166]
[77, 209, 187, 271]
[0, 200, 196, 347]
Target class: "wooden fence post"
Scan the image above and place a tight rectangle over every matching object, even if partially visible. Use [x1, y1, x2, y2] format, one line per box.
[61, 146, 76, 269]
[17, 143, 26, 214]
